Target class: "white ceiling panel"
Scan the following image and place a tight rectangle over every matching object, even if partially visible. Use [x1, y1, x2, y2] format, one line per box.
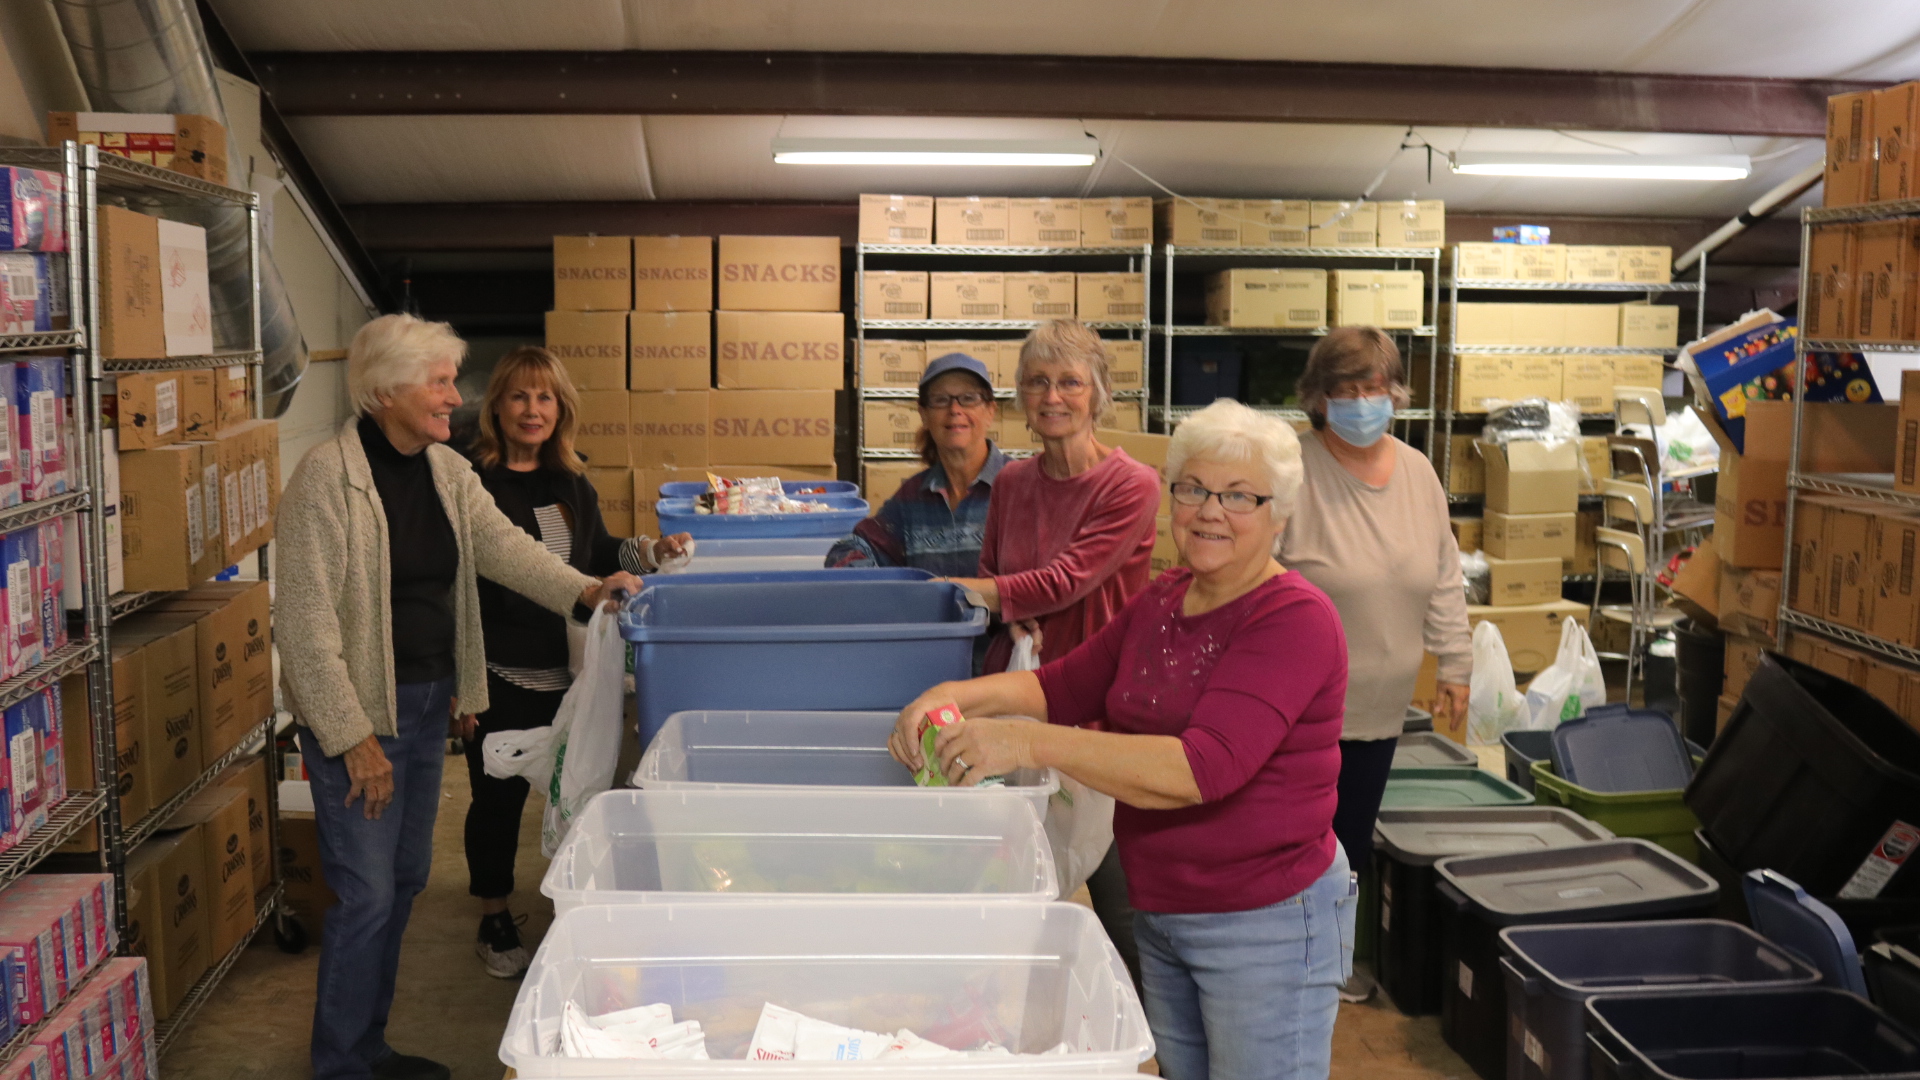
[295, 111, 1822, 219]
[212, 0, 1920, 80]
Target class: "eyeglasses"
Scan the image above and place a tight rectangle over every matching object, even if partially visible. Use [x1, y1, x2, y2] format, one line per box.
[1170, 482, 1273, 515]
[924, 391, 991, 409]
[1019, 375, 1091, 396]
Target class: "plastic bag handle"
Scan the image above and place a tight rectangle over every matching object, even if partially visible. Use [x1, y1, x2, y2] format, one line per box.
[1587, 1030, 1639, 1080]
[1499, 955, 1542, 999]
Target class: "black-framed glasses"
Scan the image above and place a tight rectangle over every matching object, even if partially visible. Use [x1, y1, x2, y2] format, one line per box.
[1170, 481, 1273, 515]
[923, 391, 991, 409]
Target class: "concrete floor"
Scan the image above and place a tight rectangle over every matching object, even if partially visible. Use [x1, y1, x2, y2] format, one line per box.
[161, 756, 1475, 1080]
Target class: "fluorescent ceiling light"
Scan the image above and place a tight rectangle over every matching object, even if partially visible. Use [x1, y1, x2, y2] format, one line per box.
[1450, 151, 1751, 181]
[771, 136, 1100, 167]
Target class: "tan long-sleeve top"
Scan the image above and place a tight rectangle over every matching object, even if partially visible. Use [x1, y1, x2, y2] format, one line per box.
[1278, 433, 1472, 742]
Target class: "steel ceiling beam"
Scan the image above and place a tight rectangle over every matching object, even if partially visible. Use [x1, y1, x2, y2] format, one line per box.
[252, 50, 1876, 138]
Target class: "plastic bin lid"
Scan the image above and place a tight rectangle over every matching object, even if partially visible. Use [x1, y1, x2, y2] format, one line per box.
[640, 567, 933, 587]
[1434, 838, 1718, 924]
[1742, 869, 1869, 995]
[1374, 807, 1613, 867]
[1393, 733, 1478, 769]
[1380, 767, 1533, 809]
[1502, 729, 1555, 764]
[1550, 704, 1693, 793]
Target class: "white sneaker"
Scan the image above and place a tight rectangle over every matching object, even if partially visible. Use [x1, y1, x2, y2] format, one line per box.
[1338, 969, 1376, 1004]
[477, 910, 532, 978]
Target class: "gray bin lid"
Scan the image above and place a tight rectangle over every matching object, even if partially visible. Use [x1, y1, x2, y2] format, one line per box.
[1393, 733, 1479, 769]
[1374, 808, 1614, 868]
[1435, 838, 1719, 925]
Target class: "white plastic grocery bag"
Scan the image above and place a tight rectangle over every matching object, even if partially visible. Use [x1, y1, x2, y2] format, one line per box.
[1013, 633, 1116, 897]
[483, 603, 627, 856]
[1467, 620, 1530, 746]
[1523, 616, 1608, 729]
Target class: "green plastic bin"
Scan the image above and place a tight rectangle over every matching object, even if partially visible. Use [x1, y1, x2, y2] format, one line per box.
[1529, 758, 1699, 863]
[1381, 768, 1534, 809]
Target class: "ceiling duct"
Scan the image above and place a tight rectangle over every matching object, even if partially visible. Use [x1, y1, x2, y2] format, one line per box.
[52, 0, 310, 417]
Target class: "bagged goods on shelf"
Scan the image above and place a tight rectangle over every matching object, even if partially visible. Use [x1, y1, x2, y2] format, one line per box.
[0, 253, 66, 333]
[858, 194, 932, 246]
[1827, 90, 1876, 207]
[860, 270, 928, 320]
[47, 111, 228, 184]
[1081, 196, 1151, 245]
[544, 310, 626, 390]
[713, 311, 843, 390]
[627, 311, 709, 392]
[552, 236, 631, 312]
[1156, 197, 1243, 247]
[1007, 197, 1082, 246]
[0, 167, 64, 253]
[927, 271, 1003, 320]
[1001, 271, 1075, 320]
[934, 197, 1009, 247]
[16, 357, 67, 503]
[632, 235, 713, 312]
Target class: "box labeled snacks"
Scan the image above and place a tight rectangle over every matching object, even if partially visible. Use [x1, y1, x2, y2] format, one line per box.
[552, 235, 631, 311]
[716, 235, 840, 311]
[545, 310, 627, 390]
[628, 311, 710, 392]
[631, 235, 713, 312]
[709, 390, 835, 466]
[714, 311, 844, 390]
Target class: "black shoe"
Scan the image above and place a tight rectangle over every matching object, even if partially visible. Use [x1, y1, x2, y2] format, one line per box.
[476, 910, 530, 978]
[371, 1051, 450, 1080]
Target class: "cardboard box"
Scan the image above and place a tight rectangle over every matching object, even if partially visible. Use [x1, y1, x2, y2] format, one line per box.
[1901, 370, 1920, 492]
[629, 390, 709, 469]
[858, 194, 933, 246]
[1856, 220, 1920, 342]
[1097, 429, 1170, 470]
[633, 466, 705, 538]
[1451, 516, 1483, 554]
[1563, 304, 1620, 347]
[858, 339, 927, 390]
[709, 390, 835, 466]
[1378, 199, 1444, 247]
[552, 235, 631, 311]
[117, 617, 200, 802]
[1717, 693, 1740, 733]
[1480, 439, 1579, 515]
[117, 443, 208, 591]
[1239, 199, 1310, 247]
[1452, 356, 1508, 414]
[1309, 201, 1377, 248]
[1719, 564, 1781, 640]
[97, 205, 164, 360]
[277, 809, 336, 937]
[214, 364, 249, 430]
[627, 311, 710, 392]
[1156, 198, 1242, 247]
[167, 785, 251, 958]
[1511, 244, 1569, 283]
[631, 235, 713, 312]
[1447, 435, 1485, 494]
[125, 828, 208, 1020]
[1619, 304, 1681, 349]
[148, 581, 271, 761]
[573, 390, 630, 469]
[862, 270, 929, 320]
[214, 755, 272, 899]
[713, 311, 843, 390]
[1455, 242, 1512, 280]
[989, 399, 1036, 451]
[49, 111, 227, 182]
[1827, 91, 1876, 208]
[1613, 353, 1666, 392]
[1081, 197, 1152, 246]
[1825, 498, 1878, 630]
[584, 466, 633, 536]
[716, 235, 840, 311]
[211, 420, 276, 564]
[178, 369, 219, 441]
[862, 399, 921, 452]
[1008, 198, 1082, 246]
[1003, 272, 1076, 320]
[1620, 246, 1675, 285]
[1561, 357, 1616, 414]
[111, 372, 181, 450]
[1723, 634, 1771, 702]
[1465, 599, 1590, 672]
[544, 310, 627, 390]
[1103, 339, 1145, 393]
[1077, 273, 1146, 322]
[1806, 225, 1857, 342]
[1482, 509, 1577, 563]
[1706, 401, 1896, 568]
[935, 197, 1011, 246]
[929, 272, 1004, 320]
[939, 339, 1011, 388]
[861, 461, 921, 510]
[157, 218, 211, 357]
[1485, 555, 1562, 607]
[1205, 268, 1327, 329]
[1328, 270, 1425, 328]
[1875, 83, 1920, 203]
[1508, 354, 1565, 402]
[1105, 400, 1145, 432]
[1788, 496, 1830, 618]
[1566, 246, 1624, 283]
[1151, 516, 1178, 575]
[1578, 436, 1612, 494]
[1872, 508, 1920, 646]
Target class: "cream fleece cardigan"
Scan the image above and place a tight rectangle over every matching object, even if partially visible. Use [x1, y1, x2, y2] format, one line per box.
[276, 418, 595, 757]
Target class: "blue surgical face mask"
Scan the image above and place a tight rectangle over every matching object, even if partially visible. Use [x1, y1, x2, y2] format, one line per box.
[1324, 394, 1395, 447]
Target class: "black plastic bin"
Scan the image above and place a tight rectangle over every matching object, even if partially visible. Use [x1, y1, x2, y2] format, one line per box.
[1694, 827, 1920, 942]
[1869, 927, 1920, 1036]
[1435, 839, 1718, 1080]
[1585, 988, 1920, 1080]
[1506, 730, 1555, 794]
[1373, 808, 1612, 1016]
[1674, 618, 1725, 750]
[1690, 652, 1920, 899]
[1499, 920, 1819, 1080]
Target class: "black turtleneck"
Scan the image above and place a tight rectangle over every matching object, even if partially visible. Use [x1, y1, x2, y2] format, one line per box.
[358, 416, 458, 684]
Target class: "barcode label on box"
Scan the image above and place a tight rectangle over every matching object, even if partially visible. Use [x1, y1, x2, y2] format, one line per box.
[10, 729, 35, 799]
[1839, 820, 1920, 899]
[239, 462, 258, 537]
[153, 380, 177, 435]
[1036, 228, 1077, 242]
[251, 459, 269, 532]
[224, 472, 242, 546]
[201, 463, 221, 548]
[1457, 960, 1474, 998]
[185, 483, 205, 563]
[7, 557, 30, 632]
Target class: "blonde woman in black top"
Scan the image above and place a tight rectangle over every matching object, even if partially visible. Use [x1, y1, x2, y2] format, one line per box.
[459, 346, 689, 977]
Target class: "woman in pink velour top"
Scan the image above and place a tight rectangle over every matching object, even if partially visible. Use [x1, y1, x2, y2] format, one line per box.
[893, 399, 1352, 1080]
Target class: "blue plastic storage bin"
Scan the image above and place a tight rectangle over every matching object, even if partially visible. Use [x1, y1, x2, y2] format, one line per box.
[620, 578, 987, 745]
[656, 494, 869, 538]
[1551, 705, 1693, 793]
[672, 537, 837, 574]
[646, 568, 931, 587]
[657, 479, 857, 498]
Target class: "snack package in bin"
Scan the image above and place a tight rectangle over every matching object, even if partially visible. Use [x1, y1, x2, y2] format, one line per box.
[913, 705, 1004, 788]
[695, 473, 837, 515]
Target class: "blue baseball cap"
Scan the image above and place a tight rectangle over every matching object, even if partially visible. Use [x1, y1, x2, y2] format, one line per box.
[920, 352, 995, 397]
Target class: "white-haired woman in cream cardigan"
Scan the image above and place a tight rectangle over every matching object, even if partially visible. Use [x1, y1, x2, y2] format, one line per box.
[276, 314, 639, 1080]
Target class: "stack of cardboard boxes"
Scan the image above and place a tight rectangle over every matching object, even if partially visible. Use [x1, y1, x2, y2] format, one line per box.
[1461, 437, 1587, 672]
[1202, 268, 1426, 331]
[1822, 81, 1920, 210]
[1802, 217, 1920, 344]
[1451, 301, 1676, 414]
[867, 195, 1152, 250]
[548, 235, 843, 539]
[1157, 198, 1446, 249]
[860, 267, 1146, 325]
[1454, 242, 1673, 285]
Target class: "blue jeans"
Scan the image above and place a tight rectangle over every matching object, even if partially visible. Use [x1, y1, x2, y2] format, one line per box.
[301, 677, 454, 1080]
[1135, 845, 1357, 1080]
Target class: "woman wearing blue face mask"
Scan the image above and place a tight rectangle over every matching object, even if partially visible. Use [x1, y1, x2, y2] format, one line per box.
[1277, 326, 1472, 1003]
